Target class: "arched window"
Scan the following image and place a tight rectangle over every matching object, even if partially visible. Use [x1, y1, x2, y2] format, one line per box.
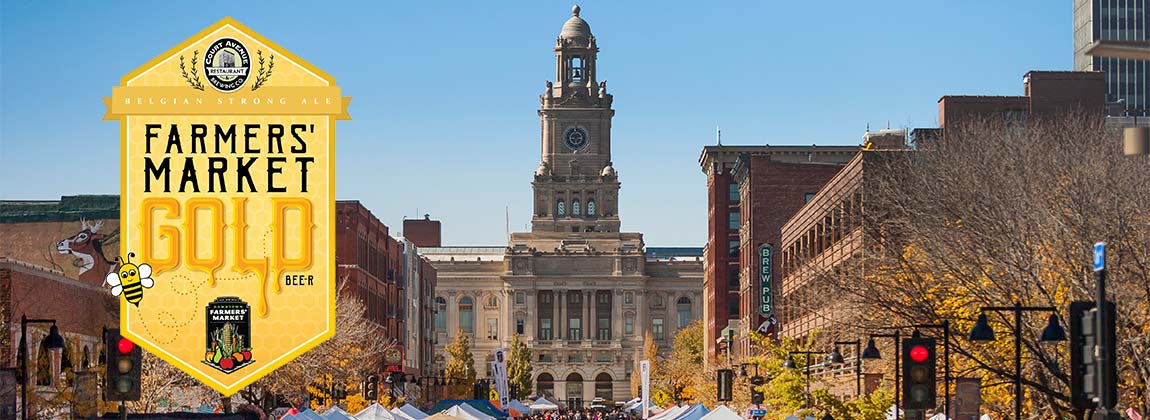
[677, 297, 693, 328]
[595, 372, 613, 400]
[435, 297, 447, 333]
[537, 373, 555, 399]
[557, 200, 566, 217]
[566, 373, 584, 401]
[570, 56, 584, 82]
[572, 200, 581, 216]
[459, 297, 474, 334]
[587, 200, 596, 217]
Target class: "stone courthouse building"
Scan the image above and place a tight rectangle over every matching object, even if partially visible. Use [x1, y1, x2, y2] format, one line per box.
[414, 6, 703, 406]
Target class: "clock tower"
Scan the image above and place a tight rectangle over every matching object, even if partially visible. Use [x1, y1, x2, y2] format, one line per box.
[532, 5, 620, 233]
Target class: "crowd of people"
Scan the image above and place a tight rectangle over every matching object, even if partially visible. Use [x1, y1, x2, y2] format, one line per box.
[528, 407, 638, 420]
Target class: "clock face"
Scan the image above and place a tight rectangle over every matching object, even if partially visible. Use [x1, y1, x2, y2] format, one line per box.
[564, 127, 589, 151]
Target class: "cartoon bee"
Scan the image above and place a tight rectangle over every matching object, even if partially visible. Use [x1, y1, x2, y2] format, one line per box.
[105, 252, 154, 306]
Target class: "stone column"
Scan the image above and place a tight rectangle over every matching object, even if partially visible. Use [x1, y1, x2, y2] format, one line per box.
[583, 380, 596, 404]
[526, 290, 537, 341]
[636, 291, 647, 340]
[611, 291, 622, 342]
[590, 291, 599, 340]
[504, 289, 514, 344]
[447, 294, 459, 336]
[584, 290, 592, 340]
[558, 291, 567, 341]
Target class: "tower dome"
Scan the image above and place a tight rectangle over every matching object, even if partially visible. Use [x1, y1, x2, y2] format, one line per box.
[560, 5, 592, 41]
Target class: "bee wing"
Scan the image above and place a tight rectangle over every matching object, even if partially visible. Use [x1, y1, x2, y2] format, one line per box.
[141, 277, 154, 288]
[111, 285, 123, 297]
[105, 272, 121, 287]
[138, 263, 152, 279]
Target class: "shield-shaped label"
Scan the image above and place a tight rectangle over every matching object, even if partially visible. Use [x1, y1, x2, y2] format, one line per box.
[103, 17, 349, 395]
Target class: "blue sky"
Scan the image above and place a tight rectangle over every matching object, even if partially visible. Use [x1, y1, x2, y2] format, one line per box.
[0, 1, 1069, 246]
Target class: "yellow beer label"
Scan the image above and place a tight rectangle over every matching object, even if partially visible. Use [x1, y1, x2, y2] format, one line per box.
[104, 17, 348, 395]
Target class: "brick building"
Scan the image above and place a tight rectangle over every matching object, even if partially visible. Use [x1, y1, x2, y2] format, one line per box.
[335, 201, 406, 357]
[1, 196, 123, 415]
[698, 146, 856, 361]
[399, 233, 438, 381]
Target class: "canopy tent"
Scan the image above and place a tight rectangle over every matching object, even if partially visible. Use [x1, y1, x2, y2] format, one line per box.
[430, 400, 505, 419]
[698, 405, 741, 420]
[529, 398, 559, 411]
[292, 410, 326, 420]
[669, 403, 709, 420]
[505, 400, 531, 415]
[649, 405, 686, 420]
[441, 405, 496, 420]
[323, 407, 355, 420]
[391, 404, 430, 420]
[425, 414, 469, 420]
[356, 403, 399, 420]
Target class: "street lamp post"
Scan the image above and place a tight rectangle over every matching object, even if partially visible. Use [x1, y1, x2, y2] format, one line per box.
[18, 314, 65, 420]
[826, 340, 862, 397]
[784, 351, 819, 409]
[861, 331, 901, 420]
[967, 302, 1066, 420]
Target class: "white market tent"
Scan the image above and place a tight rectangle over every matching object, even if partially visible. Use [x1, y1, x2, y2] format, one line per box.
[698, 406, 741, 420]
[529, 398, 559, 411]
[649, 405, 687, 420]
[391, 404, 430, 420]
[323, 407, 354, 420]
[441, 404, 496, 420]
[356, 403, 399, 420]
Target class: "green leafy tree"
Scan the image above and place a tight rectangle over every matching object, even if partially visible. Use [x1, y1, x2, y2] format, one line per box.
[665, 321, 704, 402]
[507, 333, 533, 400]
[444, 329, 477, 399]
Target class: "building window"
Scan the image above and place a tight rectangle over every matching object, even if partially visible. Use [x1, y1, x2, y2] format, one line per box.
[570, 56, 584, 82]
[435, 297, 447, 333]
[597, 318, 610, 340]
[539, 353, 554, 362]
[624, 292, 634, 305]
[459, 297, 474, 334]
[572, 200, 581, 216]
[804, 193, 816, 203]
[597, 292, 609, 304]
[570, 292, 581, 304]
[729, 211, 740, 230]
[487, 295, 499, 308]
[727, 295, 739, 318]
[557, 200, 566, 217]
[624, 315, 635, 335]
[728, 183, 739, 202]
[540, 319, 553, 340]
[596, 353, 612, 363]
[541, 293, 552, 304]
[727, 266, 740, 289]
[515, 292, 526, 305]
[587, 200, 596, 216]
[568, 318, 582, 340]
[676, 297, 693, 328]
[516, 318, 525, 335]
[729, 239, 740, 258]
[487, 318, 498, 341]
[652, 318, 665, 340]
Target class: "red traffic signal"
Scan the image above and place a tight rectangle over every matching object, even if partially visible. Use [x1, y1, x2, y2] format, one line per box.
[909, 345, 929, 363]
[118, 337, 135, 354]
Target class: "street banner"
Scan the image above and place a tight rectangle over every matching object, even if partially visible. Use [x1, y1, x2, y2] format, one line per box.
[640, 360, 651, 419]
[104, 17, 350, 395]
[493, 348, 510, 409]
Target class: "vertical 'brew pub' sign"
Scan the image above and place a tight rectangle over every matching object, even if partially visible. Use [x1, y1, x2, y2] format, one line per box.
[103, 17, 349, 395]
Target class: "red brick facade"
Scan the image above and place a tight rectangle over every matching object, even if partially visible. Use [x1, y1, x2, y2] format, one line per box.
[403, 216, 442, 248]
[335, 201, 405, 348]
[699, 146, 856, 361]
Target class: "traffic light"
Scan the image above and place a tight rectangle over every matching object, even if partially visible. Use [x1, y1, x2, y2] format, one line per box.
[365, 374, 379, 400]
[715, 369, 732, 402]
[749, 375, 765, 405]
[901, 337, 936, 411]
[104, 328, 141, 401]
[1071, 300, 1116, 411]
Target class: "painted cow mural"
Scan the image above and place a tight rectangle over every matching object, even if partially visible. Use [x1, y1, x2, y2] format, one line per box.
[56, 218, 115, 284]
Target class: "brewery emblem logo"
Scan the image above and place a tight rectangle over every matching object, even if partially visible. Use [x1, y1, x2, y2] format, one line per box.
[203, 38, 251, 92]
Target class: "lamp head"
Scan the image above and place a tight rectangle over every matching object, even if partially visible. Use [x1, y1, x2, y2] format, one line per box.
[861, 338, 881, 359]
[968, 313, 996, 342]
[1040, 313, 1067, 342]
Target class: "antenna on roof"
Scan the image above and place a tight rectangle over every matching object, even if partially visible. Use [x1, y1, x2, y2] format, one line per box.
[505, 206, 510, 241]
[887, 120, 890, 129]
[866, 123, 870, 132]
[716, 126, 722, 146]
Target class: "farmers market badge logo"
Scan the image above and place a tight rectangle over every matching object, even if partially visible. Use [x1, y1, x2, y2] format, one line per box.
[204, 297, 254, 374]
[203, 38, 250, 92]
